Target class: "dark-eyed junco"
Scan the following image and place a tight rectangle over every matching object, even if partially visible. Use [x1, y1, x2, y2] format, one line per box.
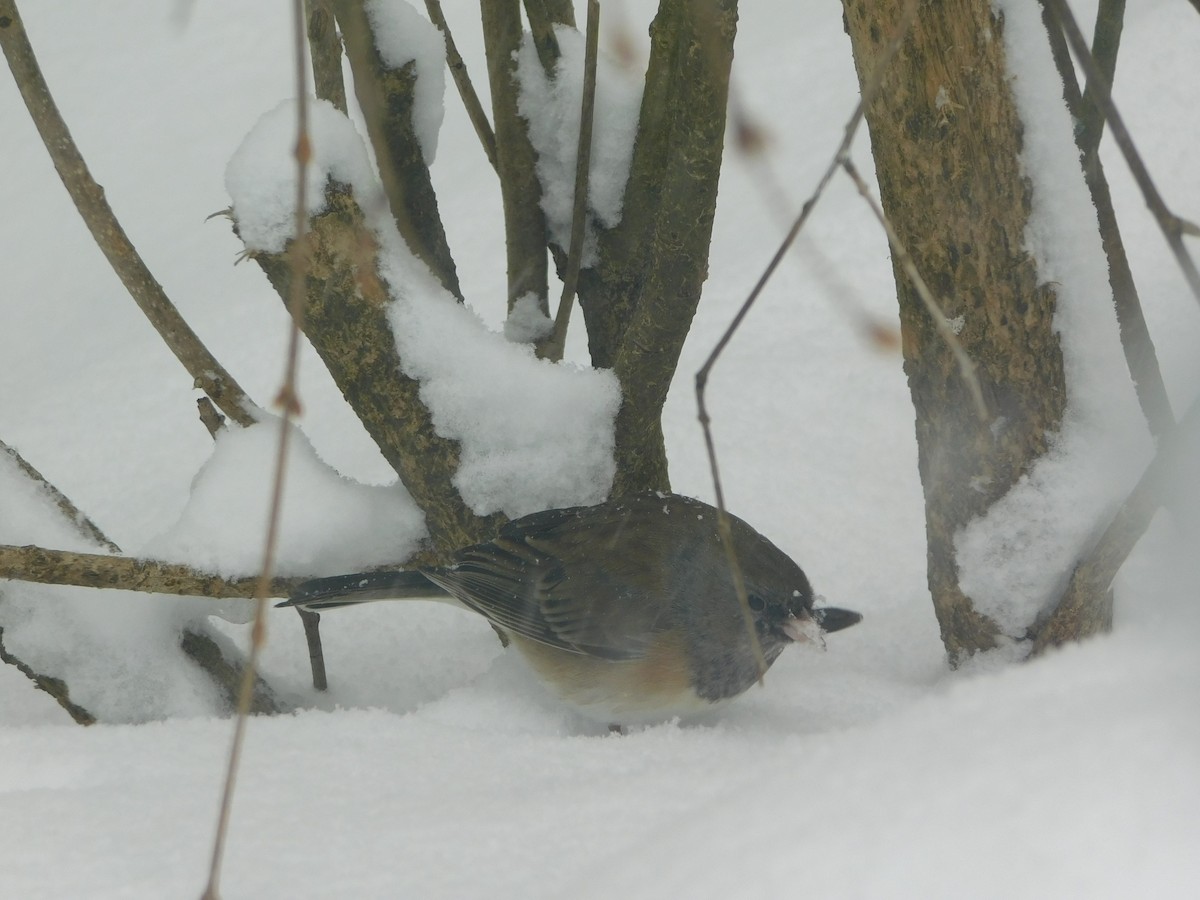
[282, 492, 860, 725]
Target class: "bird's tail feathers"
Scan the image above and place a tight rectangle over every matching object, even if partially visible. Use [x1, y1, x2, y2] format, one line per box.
[279, 569, 448, 612]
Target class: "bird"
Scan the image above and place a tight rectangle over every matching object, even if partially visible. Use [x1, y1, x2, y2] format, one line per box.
[281, 492, 861, 726]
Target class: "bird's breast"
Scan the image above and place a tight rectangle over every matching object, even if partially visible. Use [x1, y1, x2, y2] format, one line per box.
[510, 631, 724, 726]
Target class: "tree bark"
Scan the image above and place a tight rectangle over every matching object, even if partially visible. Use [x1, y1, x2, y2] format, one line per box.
[841, 0, 1068, 659]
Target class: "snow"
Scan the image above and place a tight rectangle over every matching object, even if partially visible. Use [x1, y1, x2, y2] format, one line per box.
[143, 417, 426, 602]
[377, 239, 619, 517]
[956, 0, 1155, 635]
[504, 292, 554, 343]
[364, 0, 447, 164]
[2, 0, 1199, 897]
[516, 23, 643, 262]
[225, 97, 380, 253]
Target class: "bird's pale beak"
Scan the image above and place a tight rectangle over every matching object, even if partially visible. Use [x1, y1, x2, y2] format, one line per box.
[781, 613, 824, 645]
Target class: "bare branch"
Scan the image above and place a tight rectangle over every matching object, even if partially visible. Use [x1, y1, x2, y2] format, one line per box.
[1038, 0, 1174, 439]
[539, 0, 599, 362]
[696, 0, 917, 411]
[1042, 0, 1200, 307]
[482, 0, 550, 315]
[424, 0, 497, 171]
[604, 0, 738, 497]
[296, 608, 328, 691]
[0, 544, 305, 599]
[333, 0, 464, 301]
[0, 0, 256, 428]
[1077, 0, 1126, 157]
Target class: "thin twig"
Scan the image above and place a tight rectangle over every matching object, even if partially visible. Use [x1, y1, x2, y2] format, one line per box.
[481, 0, 549, 315]
[694, 0, 920, 683]
[202, 2, 313, 896]
[540, 0, 599, 362]
[695, 0, 918, 412]
[1042, 0, 1200, 307]
[424, 0, 497, 171]
[840, 156, 985, 418]
[0, 0, 256, 428]
[297, 608, 328, 691]
[1038, 0, 1174, 439]
[1077, 0, 1125, 157]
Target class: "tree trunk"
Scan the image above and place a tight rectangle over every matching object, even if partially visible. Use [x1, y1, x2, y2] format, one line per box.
[841, 0, 1069, 660]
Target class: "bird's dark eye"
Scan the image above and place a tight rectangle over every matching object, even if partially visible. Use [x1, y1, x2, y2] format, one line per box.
[747, 593, 766, 612]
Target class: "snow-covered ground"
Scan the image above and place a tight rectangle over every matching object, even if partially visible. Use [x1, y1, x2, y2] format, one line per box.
[1, 1, 1198, 897]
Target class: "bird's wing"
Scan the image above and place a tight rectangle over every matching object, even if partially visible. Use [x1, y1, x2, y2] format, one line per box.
[422, 504, 679, 660]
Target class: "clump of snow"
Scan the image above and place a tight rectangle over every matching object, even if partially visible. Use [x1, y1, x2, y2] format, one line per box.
[227, 99, 620, 518]
[364, 0, 446, 164]
[0, 447, 227, 721]
[142, 417, 426, 622]
[516, 24, 643, 263]
[956, 2, 1154, 635]
[504, 292, 554, 343]
[379, 244, 619, 517]
[225, 98, 380, 253]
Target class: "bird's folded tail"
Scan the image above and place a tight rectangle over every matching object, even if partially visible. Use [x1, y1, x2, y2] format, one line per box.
[278, 570, 449, 612]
